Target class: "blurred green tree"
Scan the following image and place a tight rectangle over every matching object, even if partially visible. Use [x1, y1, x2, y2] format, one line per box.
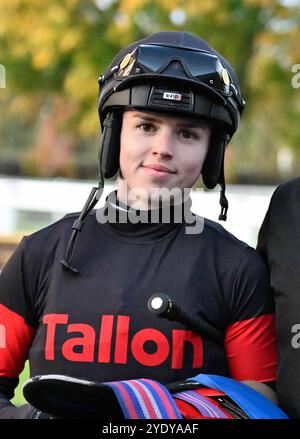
[0, 0, 299, 181]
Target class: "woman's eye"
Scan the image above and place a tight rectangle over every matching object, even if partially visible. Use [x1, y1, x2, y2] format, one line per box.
[179, 130, 198, 140]
[138, 123, 154, 132]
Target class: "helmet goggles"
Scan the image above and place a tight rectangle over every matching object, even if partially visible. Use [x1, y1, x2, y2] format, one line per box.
[115, 44, 233, 97]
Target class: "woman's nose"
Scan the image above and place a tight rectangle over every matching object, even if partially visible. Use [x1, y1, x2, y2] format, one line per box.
[151, 129, 173, 159]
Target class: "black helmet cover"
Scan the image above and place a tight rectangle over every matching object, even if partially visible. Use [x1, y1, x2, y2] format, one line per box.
[97, 31, 245, 190]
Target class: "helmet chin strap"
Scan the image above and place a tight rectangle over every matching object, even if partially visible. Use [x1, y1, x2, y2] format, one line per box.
[218, 135, 230, 221]
[59, 125, 107, 274]
[218, 176, 228, 221]
[59, 185, 103, 273]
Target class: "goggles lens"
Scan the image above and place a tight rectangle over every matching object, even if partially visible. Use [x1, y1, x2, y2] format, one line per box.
[116, 44, 232, 95]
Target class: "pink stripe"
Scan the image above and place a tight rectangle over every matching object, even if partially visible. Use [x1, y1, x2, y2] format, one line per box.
[141, 379, 179, 419]
[129, 381, 158, 418]
[112, 382, 139, 419]
[178, 393, 219, 417]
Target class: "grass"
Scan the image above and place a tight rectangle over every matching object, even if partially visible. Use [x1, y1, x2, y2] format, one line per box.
[12, 361, 29, 407]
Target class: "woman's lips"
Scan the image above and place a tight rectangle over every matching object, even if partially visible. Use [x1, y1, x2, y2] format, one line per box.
[142, 164, 176, 177]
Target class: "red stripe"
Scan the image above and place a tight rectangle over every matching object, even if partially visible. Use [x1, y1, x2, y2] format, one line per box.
[196, 388, 225, 397]
[225, 314, 277, 382]
[174, 391, 235, 419]
[175, 397, 207, 419]
[112, 382, 139, 419]
[0, 304, 35, 378]
[141, 379, 179, 419]
[129, 380, 158, 418]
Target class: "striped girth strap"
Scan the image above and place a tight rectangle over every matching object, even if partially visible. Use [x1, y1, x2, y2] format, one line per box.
[104, 378, 182, 419]
[173, 390, 231, 418]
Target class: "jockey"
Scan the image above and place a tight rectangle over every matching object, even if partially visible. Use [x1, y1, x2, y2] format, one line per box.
[0, 31, 280, 418]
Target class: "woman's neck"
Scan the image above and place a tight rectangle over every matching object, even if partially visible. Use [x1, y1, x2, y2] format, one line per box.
[117, 181, 191, 211]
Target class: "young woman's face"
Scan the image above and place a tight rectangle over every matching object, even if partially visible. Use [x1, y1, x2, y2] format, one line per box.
[117, 110, 211, 208]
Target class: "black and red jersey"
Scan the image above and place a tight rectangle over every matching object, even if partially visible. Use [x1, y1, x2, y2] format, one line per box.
[0, 195, 277, 418]
[257, 177, 300, 418]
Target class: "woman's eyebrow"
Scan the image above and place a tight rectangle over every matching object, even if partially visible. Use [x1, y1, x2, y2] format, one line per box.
[132, 113, 162, 123]
[132, 113, 207, 129]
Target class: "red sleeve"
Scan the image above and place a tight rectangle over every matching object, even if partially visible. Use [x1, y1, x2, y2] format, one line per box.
[0, 303, 35, 378]
[225, 313, 277, 382]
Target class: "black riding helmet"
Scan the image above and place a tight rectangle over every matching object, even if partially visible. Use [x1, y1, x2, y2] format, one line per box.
[60, 31, 245, 273]
[98, 31, 245, 192]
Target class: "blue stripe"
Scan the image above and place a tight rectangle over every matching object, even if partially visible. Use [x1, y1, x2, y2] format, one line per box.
[124, 381, 151, 418]
[106, 382, 133, 419]
[189, 374, 289, 419]
[121, 381, 148, 418]
[187, 391, 227, 417]
[141, 379, 182, 419]
[106, 381, 146, 419]
[174, 391, 219, 418]
[108, 379, 182, 419]
[184, 391, 228, 418]
[175, 392, 211, 417]
[137, 380, 162, 418]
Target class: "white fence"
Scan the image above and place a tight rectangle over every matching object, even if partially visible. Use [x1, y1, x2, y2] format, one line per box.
[0, 176, 276, 247]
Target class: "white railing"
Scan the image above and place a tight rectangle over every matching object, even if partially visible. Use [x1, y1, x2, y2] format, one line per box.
[0, 176, 276, 247]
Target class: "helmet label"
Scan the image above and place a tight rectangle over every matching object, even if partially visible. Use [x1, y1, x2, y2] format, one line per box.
[163, 92, 182, 101]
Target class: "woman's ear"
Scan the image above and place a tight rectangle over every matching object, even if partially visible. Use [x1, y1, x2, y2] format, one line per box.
[117, 168, 124, 180]
[100, 112, 123, 179]
[201, 126, 228, 190]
